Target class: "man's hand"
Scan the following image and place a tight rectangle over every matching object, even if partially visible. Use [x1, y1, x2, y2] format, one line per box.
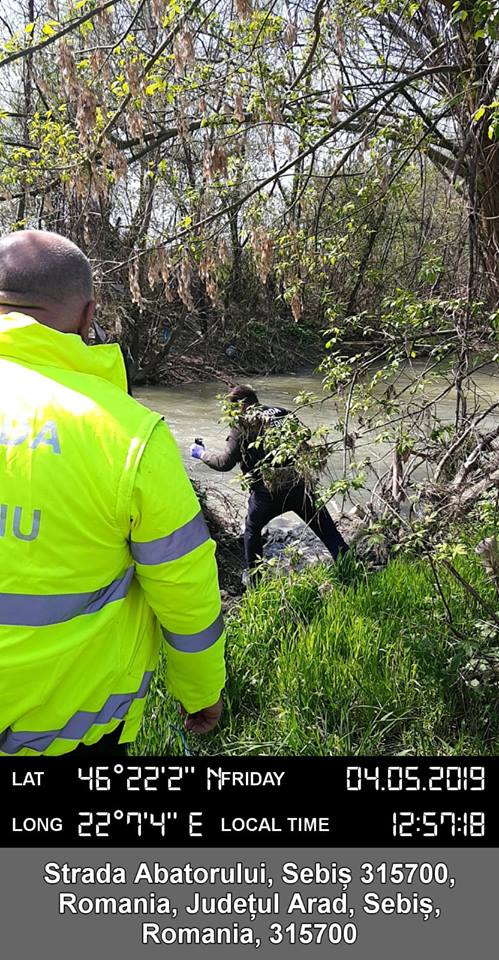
[180, 696, 223, 734]
[190, 442, 205, 460]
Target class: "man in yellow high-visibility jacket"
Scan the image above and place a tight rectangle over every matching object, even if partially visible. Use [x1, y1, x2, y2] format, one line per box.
[0, 230, 225, 756]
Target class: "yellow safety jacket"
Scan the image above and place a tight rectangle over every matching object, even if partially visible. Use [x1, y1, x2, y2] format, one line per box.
[0, 312, 225, 756]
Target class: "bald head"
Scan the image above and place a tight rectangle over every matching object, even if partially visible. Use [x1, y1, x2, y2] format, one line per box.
[0, 230, 95, 335]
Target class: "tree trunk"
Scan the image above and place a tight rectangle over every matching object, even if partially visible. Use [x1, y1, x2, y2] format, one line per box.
[476, 137, 499, 292]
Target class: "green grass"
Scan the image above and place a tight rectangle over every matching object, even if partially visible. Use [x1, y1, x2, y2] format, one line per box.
[133, 534, 499, 757]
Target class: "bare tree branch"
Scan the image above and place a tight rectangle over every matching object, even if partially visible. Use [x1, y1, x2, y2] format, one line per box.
[0, 0, 121, 69]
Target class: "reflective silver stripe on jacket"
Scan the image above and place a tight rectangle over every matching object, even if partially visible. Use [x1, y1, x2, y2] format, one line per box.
[0, 671, 153, 755]
[130, 511, 210, 565]
[0, 567, 134, 627]
[162, 610, 224, 653]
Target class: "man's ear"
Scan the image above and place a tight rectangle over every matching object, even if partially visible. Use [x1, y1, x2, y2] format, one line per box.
[78, 300, 96, 343]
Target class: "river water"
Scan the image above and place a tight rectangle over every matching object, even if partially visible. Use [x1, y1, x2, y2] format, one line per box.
[136, 366, 497, 526]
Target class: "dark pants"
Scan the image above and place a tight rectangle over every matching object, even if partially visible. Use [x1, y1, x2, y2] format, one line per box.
[243, 484, 348, 569]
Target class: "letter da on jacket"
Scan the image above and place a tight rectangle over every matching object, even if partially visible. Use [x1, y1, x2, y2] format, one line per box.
[0, 418, 61, 453]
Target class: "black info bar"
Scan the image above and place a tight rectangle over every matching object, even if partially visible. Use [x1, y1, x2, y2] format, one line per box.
[1, 757, 496, 847]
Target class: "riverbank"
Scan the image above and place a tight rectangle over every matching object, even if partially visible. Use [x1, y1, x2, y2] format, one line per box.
[132, 504, 499, 757]
[130, 359, 498, 756]
[201, 492, 375, 605]
[134, 328, 324, 386]
[134, 545, 499, 757]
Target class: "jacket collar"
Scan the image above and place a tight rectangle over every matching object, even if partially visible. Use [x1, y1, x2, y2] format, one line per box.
[0, 311, 127, 392]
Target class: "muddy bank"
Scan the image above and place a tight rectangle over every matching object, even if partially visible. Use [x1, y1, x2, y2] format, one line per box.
[130, 315, 385, 387]
[134, 339, 323, 386]
[199, 482, 381, 605]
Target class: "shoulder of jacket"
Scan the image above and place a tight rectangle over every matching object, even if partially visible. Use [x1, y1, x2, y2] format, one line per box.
[115, 389, 162, 430]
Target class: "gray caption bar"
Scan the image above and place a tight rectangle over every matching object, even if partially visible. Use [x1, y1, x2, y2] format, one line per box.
[1, 848, 494, 958]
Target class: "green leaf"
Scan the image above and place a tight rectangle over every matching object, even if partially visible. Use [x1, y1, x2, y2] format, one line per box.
[474, 106, 486, 122]
[25, 22, 35, 34]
